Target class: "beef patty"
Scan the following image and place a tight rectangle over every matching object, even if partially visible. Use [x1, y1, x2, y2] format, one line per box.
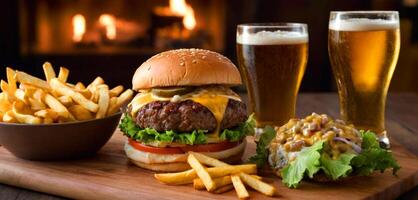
[135, 100, 247, 132]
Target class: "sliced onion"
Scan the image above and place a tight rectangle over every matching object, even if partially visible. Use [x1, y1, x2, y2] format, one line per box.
[333, 137, 362, 153]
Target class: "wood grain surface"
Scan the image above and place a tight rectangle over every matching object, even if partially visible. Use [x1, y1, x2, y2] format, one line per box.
[0, 93, 417, 200]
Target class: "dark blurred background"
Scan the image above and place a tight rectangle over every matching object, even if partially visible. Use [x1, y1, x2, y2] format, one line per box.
[0, 0, 417, 92]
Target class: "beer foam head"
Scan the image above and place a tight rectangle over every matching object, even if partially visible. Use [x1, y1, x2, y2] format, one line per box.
[329, 18, 399, 31]
[237, 30, 308, 45]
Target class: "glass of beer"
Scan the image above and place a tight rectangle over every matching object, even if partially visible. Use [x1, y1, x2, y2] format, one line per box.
[236, 23, 308, 127]
[328, 11, 400, 144]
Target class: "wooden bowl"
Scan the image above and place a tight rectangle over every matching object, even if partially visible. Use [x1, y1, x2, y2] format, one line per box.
[0, 112, 122, 161]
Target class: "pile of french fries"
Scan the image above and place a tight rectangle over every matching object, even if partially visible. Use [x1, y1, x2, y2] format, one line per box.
[0, 62, 133, 124]
[154, 152, 276, 199]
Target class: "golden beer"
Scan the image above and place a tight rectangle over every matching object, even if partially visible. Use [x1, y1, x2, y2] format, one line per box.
[237, 28, 308, 127]
[328, 17, 400, 136]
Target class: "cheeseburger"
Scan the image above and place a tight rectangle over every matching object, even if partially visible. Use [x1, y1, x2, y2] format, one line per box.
[119, 49, 254, 172]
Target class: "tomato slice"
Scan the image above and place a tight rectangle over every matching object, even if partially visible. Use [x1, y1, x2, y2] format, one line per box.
[129, 139, 184, 154]
[129, 139, 240, 154]
[180, 141, 240, 153]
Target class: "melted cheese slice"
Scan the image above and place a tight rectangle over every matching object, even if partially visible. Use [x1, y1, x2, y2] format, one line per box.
[129, 86, 242, 140]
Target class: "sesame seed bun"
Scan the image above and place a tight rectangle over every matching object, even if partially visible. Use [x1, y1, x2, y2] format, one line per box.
[132, 49, 242, 90]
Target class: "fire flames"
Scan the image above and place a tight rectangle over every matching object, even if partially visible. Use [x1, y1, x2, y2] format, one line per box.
[72, 14, 86, 42]
[169, 0, 196, 30]
[99, 14, 117, 40]
[71, 0, 196, 44]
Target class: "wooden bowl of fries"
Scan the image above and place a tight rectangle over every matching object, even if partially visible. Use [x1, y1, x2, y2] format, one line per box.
[0, 111, 122, 160]
[0, 62, 133, 160]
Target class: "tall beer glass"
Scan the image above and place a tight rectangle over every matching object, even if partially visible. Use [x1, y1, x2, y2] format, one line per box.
[328, 11, 400, 143]
[237, 23, 308, 127]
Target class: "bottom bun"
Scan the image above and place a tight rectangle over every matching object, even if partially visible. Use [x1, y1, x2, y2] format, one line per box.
[126, 140, 246, 172]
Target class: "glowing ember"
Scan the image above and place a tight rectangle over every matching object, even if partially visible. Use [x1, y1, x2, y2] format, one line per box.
[72, 14, 86, 42]
[169, 0, 196, 30]
[99, 14, 117, 40]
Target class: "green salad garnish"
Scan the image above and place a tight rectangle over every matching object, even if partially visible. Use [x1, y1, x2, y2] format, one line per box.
[251, 129, 400, 188]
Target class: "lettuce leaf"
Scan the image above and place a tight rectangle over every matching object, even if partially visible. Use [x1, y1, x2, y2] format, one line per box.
[119, 114, 253, 145]
[248, 126, 276, 167]
[351, 130, 400, 176]
[320, 153, 356, 180]
[281, 140, 324, 188]
[280, 131, 400, 188]
[220, 114, 256, 142]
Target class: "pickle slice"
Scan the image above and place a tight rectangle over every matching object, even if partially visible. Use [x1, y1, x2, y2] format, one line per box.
[151, 87, 195, 98]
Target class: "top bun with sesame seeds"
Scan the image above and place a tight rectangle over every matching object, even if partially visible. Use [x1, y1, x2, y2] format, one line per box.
[132, 49, 242, 90]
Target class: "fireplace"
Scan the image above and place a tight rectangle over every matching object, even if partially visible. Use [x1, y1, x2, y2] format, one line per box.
[19, 0, 226, 56]
[16, 0, 227, 87]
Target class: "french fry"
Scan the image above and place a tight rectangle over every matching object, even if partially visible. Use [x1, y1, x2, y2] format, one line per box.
[34, 109, 59, 121]
[13, 99, 31, 114]
[58, 95, 73, 107]
[50, 78, 98, 112]
[90, 86, 99, 103]
[72, 88, 92, 99]
[58, 67, 69, 83]
[15, 71, 50, 90]
[28, 98, 47, 111]
[6, 67, 17, 95]
[194, 176, 232, 190]
[96, 85, 109, 119]
[44, 94, 75, 120]
[193, 175, 263, 190]
[1, 80, 9, 94]
[109, 85, 124, 97]
[187, 154, 215, 191]
[33, 89, 45, 102]
[43, 117, 54, 124]
[12, 102, 42, 124]
[0, 93, 12, 113]
[0, 112, 3, 122]
[87, 76, 104, 90]
[19, 83, 38, 90]
[58, 116, 71, 123]
[14, 89, 29, 104]
[239, 172, 276, 197]
[154, 164, 257, 185]
[68, 105, 93, 121]
[24, 87, 37, 97]
[231, 174, 249, 199]
[3, 111, 17, 123]
[42, 62, 56, 82]
[108, 97, 117, 112]
[212, 184, 235, 194]
[155, 169, 198, 185]
[189, 152, 229, 167]
[107, 89, 133, 114]
[75, 82, 86, 90]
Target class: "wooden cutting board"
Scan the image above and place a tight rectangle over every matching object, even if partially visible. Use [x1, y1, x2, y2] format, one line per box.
[0, 132, 417, 200]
